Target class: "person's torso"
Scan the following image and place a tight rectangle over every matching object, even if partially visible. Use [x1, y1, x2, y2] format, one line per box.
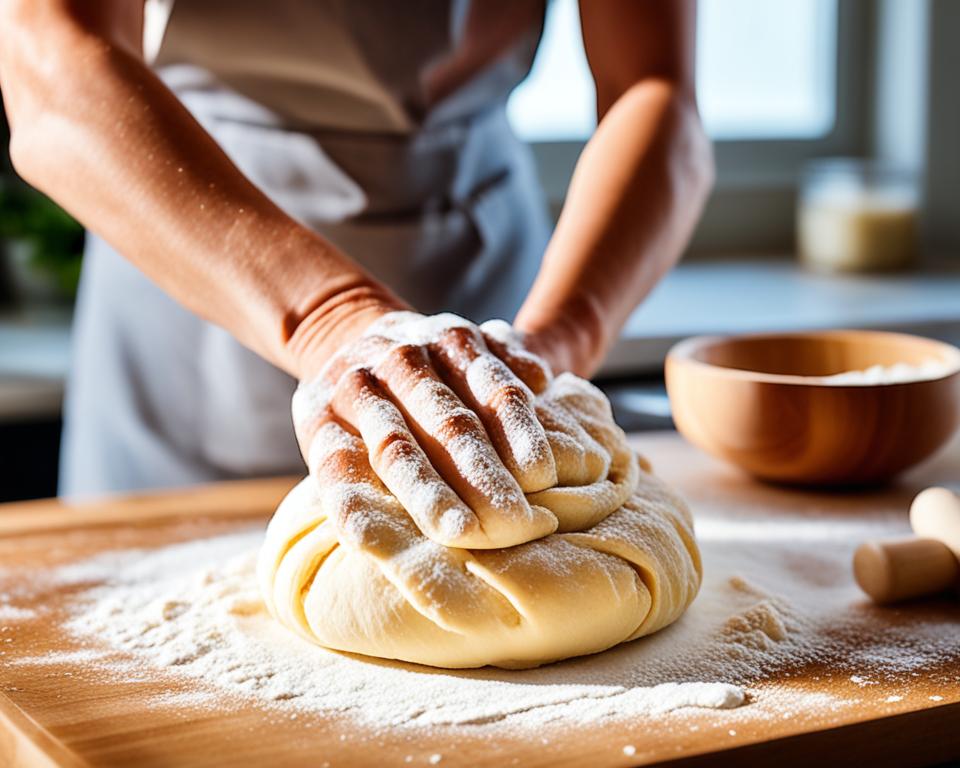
[64, 1, 557, 495]
[145, 0, 545, 133]
[140, 0, 554, 323]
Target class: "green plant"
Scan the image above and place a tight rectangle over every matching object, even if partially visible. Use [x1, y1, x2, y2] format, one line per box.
[0, 180, 84, 296]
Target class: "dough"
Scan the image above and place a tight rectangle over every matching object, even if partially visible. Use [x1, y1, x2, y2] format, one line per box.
[258, 317, 702, 669]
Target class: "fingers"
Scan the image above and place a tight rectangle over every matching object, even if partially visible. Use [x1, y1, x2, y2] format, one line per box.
[291, 334, 393, 453]
[430, 325, 557, 494]
[527, 375, 638, 532]
[479, 319, 552, 395]
[534, 400, 608, 487]
[307, 414, 414, 555]
[329, 365, 484, 548]
[296, 314, 563, 549]
[372, 341, 557, 548]
[299, 417, 520, 635]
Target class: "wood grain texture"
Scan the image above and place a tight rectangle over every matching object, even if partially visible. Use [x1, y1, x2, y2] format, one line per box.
[0, 477, 298, 536]
[666, 330, 960, 485]
[1, 433, 959, 767]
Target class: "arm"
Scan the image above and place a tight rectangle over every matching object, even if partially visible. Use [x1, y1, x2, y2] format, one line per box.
[0, 0, 555, 521]
[0, 0, 405, 379]
[513, 0, 713, 377]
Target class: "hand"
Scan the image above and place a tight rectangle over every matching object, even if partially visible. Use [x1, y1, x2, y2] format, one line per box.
[292, 312, 561, 549]
[515, 308, 610, 379]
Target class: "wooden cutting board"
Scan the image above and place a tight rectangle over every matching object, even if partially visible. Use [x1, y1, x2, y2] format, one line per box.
[1, 432, 959, 768]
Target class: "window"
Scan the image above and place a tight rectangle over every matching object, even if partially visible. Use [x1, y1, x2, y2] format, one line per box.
[508, 0, 840, 142]
[507, 0, 595, 142]
[507, 0, 873, 254]
[697, 0, 837, 139]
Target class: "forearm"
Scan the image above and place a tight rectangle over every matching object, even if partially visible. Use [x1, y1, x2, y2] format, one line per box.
[0, 3, 404, 378]
[515, 79, 713, 376]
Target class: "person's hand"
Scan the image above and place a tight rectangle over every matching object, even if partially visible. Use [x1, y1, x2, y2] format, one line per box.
[292, 312, 562, 550]
[515, 303, 610, 379]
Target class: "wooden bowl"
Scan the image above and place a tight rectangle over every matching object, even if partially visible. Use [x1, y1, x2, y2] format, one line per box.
[665, 330, 960, 485]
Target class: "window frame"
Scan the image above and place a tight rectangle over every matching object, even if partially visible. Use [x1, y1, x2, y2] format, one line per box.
[924, 0, 960, 255]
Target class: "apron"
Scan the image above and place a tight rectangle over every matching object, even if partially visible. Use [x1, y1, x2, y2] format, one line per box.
[59, 0, 552, 496]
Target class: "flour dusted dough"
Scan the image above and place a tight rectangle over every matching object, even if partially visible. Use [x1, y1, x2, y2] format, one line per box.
[258, 317, 702, 669]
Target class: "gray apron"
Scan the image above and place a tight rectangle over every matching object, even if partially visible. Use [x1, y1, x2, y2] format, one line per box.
[60, 0, 552, 496]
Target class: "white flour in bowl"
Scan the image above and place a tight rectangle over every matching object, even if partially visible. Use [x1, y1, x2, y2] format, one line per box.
[11, 509, 955, 733]
[820, 360, 955, 385]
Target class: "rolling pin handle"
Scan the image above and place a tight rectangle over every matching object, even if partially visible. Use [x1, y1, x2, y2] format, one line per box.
[853, 537, 960, 604]
[909, 486, 960, 559]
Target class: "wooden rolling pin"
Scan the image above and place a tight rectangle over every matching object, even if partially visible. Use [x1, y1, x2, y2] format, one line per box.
[853, 487, 960, 604]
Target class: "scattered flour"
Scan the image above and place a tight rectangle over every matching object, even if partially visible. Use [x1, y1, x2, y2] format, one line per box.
[6, 530, 746, 729]
[30, 528, 748, 728]
[0, 603, 36, 622]
[7, 508, 957, 736]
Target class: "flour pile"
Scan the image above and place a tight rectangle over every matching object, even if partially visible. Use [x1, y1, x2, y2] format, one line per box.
[0, 593, 35, 622]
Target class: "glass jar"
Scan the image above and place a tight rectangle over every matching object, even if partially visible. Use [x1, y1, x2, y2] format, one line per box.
[797, 158, 920, 273]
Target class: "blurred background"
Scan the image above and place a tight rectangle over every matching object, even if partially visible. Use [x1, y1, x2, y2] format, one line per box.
[1, 0, 958, 501]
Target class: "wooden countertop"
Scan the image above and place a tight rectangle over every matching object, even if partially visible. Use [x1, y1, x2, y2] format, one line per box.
[1, 432, 959, 767]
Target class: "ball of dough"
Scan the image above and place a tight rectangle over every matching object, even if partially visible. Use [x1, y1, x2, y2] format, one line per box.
[258, 318, 702, 669]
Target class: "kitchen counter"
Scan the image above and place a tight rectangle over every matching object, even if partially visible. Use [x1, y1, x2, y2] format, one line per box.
[604, 258, 960, 374]
[1, 431, 958, 767]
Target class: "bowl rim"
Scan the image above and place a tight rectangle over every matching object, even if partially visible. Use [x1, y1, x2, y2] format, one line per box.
[666, 329, 960, 387]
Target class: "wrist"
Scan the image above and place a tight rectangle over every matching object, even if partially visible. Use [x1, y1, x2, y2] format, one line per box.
[284, 281, 408, 380]
[515, 292, 609, 378]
